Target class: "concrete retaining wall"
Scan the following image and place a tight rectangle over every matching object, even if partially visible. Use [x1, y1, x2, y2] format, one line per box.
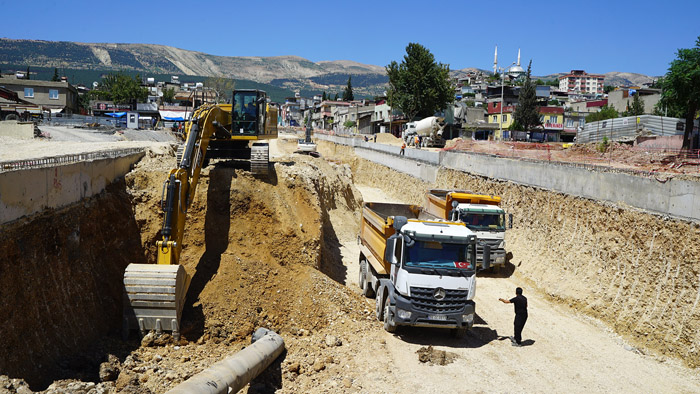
[0, 120, 34, 139]
[316, 133, 700, 222]
[0, 152, 144, 224]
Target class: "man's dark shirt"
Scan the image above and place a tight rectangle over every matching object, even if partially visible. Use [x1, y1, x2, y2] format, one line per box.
[510, 294, 528, 316]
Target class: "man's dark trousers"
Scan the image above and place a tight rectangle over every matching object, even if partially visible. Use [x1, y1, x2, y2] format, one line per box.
[514, 313, 528, 344]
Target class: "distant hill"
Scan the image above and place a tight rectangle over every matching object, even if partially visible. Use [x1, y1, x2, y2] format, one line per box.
[0, 38, 659, 100]
[0, 38, 387, 98]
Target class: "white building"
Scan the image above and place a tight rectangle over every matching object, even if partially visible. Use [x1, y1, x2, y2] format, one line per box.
[558, 70, 605, 95]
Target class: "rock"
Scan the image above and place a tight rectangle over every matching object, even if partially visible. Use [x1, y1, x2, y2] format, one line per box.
[99, 361, 119, 382]
[141, 332, 156, 347]
[154, 354, 163, 362]
[312, 359, 326, 372]
[325, 334, 342, 347]
[343, 378, 352, 388]
[165, 372, 179, 381]
[181, 355, 190, 362]
[287, 362, 300, 373]
[115, 371, 138, 391]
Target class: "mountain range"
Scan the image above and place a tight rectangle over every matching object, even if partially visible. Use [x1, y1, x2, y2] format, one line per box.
[0, 38, 659, 99]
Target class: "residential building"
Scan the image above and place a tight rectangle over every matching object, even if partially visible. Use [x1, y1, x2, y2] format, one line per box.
[569, 99, 608, 115]
[538, 106, 564, 141]
[487, 102, 515, 132]
[562, 111, 585, 142]
[607, 88, 660, 114]
[0, 76, 78, 115]
[558, 70, 605, 95]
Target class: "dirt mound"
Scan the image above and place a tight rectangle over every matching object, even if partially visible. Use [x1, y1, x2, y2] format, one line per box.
[416, 346, 457, 366]
[375, 133, 402, 146]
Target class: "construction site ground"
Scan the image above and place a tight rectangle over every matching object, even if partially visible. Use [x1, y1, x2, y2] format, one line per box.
[1, 126, 700, 393]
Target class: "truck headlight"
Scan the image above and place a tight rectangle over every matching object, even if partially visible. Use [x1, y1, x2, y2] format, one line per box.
[397, 309, 412, 320]
[462, 313, 474, 324]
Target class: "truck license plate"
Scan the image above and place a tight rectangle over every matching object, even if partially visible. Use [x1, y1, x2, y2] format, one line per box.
[428, 314, 447, 321]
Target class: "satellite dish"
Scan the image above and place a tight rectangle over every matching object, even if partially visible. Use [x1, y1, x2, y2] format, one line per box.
[92, 81, 99, 88]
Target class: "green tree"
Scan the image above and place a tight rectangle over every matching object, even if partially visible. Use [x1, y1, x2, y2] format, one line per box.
[628, 93, 645, 116]
[343, 76, 354, 101]
[585, 105, 618, 122]
[162, 87, 176, 104]
[52, 68, 60, 82]
[604, 85, 616, 94]
[658, 36, 700, 149]
[334, 93, 339, 101]
[26, 66, 30, 80]
[386, 42, 452, 121]
[513, 61, 540, 131]
[322, 91, 327, 101]
[92, 72, 148, 105]
[204, 76, 235, 103]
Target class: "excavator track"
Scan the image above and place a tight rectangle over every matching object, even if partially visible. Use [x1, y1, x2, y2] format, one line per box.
[250, 142, 269, 176]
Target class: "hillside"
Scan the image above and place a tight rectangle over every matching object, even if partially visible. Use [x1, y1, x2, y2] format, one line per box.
[0, 38, 659, 99]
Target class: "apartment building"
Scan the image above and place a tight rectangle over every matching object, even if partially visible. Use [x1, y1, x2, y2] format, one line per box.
[558, 70, 605, 95]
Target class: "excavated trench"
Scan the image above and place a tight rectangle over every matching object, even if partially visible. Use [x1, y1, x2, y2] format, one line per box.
[2, 138, 700, 392]
[0, 150, 365, 392]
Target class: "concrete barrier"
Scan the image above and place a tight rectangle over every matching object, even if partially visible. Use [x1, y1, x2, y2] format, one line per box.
[0, 120, 34, 139]
[315, 133, 700, 222]
[0, 152, 144, 224]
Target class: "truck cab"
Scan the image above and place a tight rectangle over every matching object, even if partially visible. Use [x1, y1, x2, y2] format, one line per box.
[456, 203, 507, 266]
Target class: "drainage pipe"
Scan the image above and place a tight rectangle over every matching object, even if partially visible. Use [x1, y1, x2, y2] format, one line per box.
[165, 328, 285, 394]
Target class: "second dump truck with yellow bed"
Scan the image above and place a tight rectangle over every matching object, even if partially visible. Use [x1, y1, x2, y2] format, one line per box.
[358, 202, 491, 337]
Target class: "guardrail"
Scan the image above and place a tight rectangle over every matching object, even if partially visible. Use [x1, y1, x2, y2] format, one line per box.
[0, 148, 145, 173]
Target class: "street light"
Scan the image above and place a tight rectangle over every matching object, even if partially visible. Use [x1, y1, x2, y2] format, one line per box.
[497, 62, 517, 140]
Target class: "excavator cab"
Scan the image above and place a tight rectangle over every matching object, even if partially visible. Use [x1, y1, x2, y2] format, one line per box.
[231, 90, 266, 135]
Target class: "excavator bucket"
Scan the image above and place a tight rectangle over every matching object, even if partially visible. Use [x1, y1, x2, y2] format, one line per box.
[123, 263, 189, 340]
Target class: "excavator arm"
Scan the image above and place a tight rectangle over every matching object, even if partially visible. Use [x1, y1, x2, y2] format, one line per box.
[123, 104, 229, 340]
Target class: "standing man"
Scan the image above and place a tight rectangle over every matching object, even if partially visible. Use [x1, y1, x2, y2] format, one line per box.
[499, 287, 528, 347]
[400, 141, 406, 155]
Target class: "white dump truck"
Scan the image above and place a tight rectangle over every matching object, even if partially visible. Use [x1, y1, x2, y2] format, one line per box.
[425, 190, 512, 269]
[358, 202, 491, 337]
[403, 116, 445, 147]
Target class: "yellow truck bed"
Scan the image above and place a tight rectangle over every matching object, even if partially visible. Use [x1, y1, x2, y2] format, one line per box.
[424, 189, 501, 219]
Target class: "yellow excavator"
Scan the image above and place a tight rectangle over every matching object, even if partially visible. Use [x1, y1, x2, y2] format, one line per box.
[123, 89, 278, 340]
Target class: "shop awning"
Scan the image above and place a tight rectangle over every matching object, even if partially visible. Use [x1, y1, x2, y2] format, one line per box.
[159, 110, 192, 121]
[106, 112, 127, 118]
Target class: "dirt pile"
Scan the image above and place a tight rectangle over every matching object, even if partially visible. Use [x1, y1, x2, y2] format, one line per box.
[415, 346, 457, 366]
[374, 133, 402, 146]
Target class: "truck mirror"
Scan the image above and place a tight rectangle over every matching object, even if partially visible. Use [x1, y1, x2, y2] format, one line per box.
[481, 244, 491, 270]
[385, 238, 396, 264]
[508, 214, 513, 229]
[393, 216, 408, 231]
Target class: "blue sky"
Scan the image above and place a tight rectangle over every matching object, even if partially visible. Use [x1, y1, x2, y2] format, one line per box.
[1, 0, 698, 76]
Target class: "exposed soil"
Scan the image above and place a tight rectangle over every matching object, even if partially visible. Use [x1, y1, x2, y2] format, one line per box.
[1, 132, 700, 393]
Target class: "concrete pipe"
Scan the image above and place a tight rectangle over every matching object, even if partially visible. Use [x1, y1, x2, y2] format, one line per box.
[165, 328, 285, 394]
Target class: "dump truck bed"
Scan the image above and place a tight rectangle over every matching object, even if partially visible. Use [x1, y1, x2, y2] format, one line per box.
[424, 189, 501, 219]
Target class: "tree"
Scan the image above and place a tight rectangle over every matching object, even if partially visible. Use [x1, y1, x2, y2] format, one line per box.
[658, 36, 700, 149]
[334, 93, 339, 101]
[604, 85, 616, 94]
[513, 61, 540, 131]
[204, 76, 235, 103]
[322, 91, 327, 101]
[585, 105, 618, 122]
[162, 87, 176, 104]
[386, 42, 452, 122]
[628, 93, 645, 116]
[52, 68, 60, 82]
[92, 72, 148, 105]
[26, 66, 30, 80]
[343, 76, 354, 101]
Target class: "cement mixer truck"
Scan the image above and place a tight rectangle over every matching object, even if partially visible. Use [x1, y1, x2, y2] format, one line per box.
[403, 116, 445, 147]
[358, 202, 491, 337]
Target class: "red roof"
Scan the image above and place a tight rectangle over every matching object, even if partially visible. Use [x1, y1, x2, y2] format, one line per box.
[586, 99, 608, 108]
[539, 106, 564, 114]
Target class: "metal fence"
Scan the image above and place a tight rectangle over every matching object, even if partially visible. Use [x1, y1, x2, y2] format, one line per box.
[0, 148, 144, 173]
[40, 114, 125, 128]
[578, 115, 685, 143]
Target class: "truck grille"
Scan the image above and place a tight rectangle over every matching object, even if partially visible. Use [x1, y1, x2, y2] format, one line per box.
[409, 287, 469, 314]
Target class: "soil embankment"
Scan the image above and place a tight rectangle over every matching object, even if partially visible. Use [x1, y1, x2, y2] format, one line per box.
[0, 180, 145, 388]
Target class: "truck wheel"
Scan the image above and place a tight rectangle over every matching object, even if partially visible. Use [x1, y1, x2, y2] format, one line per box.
[4, 113, 19, 121]
[383, 296, 396, 333]
[451, 328, 468, 338]
[358, 260, 366, 290]
[361, 260, 375, 298]
[375, 290, 384, 321]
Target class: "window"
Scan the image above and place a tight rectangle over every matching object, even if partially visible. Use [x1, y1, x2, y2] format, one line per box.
[24, 88, 34, 98]
[49, 89, 59, 100]
[502, 114, 507, 122]
[566, 119, 574, 127]
[493, 115, 497, 123]
[549, 116, 557, 123]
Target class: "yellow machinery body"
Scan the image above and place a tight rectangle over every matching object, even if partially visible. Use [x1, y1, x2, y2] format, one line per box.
[123, 90, 277, 339]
